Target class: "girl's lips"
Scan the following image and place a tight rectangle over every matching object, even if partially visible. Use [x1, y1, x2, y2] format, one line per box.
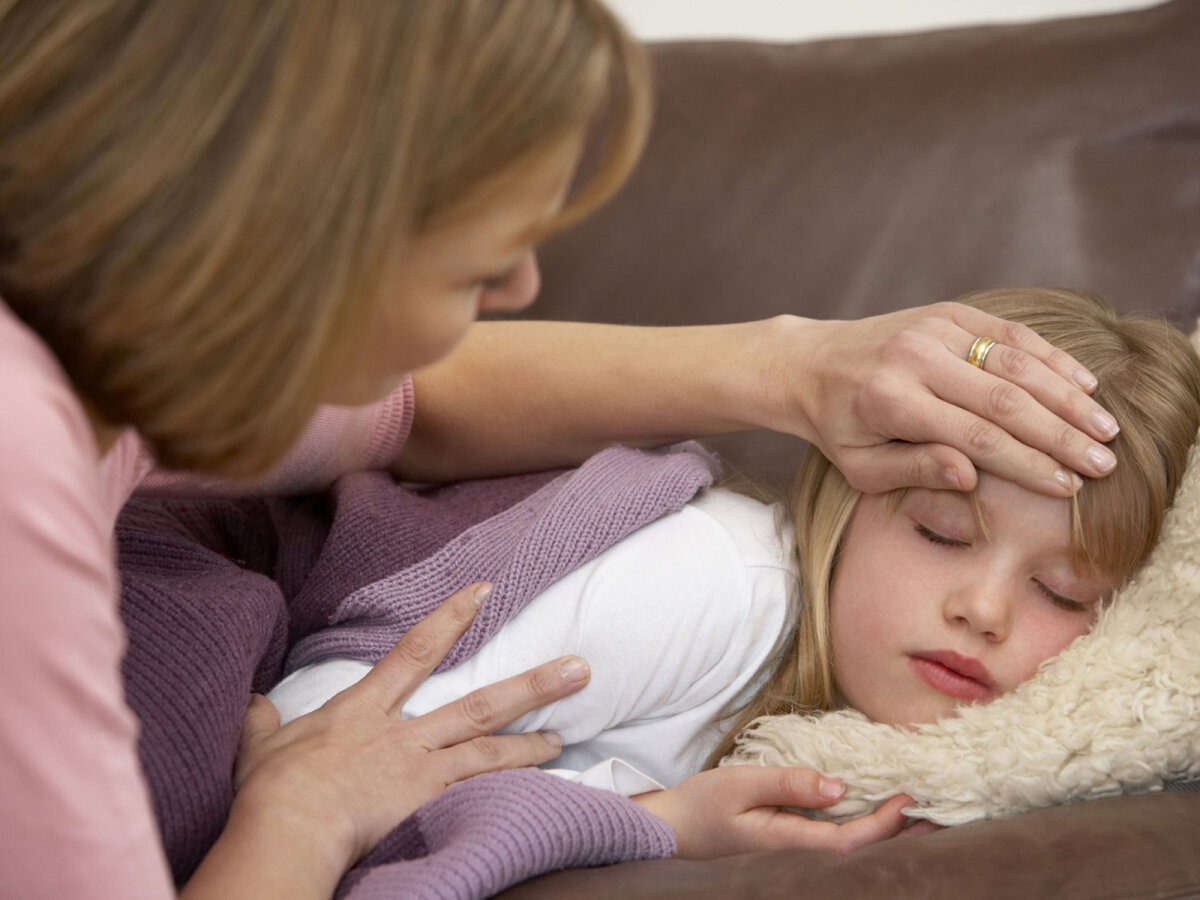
[909, 652, 996, 703]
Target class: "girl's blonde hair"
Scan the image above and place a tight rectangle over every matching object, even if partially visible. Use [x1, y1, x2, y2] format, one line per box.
[707, 287, 1200, 767]
[0, 0, 650, 475]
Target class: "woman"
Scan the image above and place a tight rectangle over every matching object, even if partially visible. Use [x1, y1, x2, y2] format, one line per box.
[0, 2, 1118, 897]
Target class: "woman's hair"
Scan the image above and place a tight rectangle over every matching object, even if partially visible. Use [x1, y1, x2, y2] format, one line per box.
[706, 287, 1200, 767]
[0, 0, 650, 475]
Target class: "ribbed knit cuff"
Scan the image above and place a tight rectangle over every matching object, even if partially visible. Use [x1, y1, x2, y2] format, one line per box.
[337, 769, 676, 900]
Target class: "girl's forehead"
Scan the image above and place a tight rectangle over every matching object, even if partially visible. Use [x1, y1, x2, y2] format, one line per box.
[889, 478, 1121, 588]
[891, 478, 1073, 547]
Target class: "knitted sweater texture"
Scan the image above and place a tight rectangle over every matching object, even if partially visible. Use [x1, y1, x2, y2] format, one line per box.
[117, 443, 715, 896]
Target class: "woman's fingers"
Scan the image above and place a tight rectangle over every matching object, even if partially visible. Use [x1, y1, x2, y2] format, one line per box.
[807, 301, 1121, 496]
[947, 360, 1115, 479]
[847, 385, 1091, 497]
[841, 380, 1083, 496]
[954, 305, 1099, 394]
[945, 308, 1119, 472]
[434, 731, 567, 786]
[233, 693, 282, 789]
[841, 320, 1117, 496]
[353, 581, 492, 712]
[413, 655, 591, 750]
[962, 341, 1117, 448]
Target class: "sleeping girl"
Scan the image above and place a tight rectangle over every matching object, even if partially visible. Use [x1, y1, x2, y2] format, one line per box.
[267, 287, 1200, 857]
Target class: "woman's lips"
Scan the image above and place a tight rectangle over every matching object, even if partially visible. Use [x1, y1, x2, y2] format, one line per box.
[909, 651, 996, 703]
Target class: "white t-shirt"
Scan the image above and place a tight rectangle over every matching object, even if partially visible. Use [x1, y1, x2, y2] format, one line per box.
[268, 488, 796, 793]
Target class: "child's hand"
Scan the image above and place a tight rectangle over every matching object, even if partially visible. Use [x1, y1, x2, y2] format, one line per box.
[632, 765, 924, 860]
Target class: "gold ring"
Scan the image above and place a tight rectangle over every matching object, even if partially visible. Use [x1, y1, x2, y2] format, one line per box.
[967, 336, 997, 369]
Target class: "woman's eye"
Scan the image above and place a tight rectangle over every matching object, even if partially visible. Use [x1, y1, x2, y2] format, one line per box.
[914, 524, 968, 548]
[479, 268, 516, 291]
[1034, 581, 1088, 613]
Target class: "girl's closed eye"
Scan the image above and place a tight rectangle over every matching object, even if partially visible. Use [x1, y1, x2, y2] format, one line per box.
[914, 523, 969, 549]
[1034, 580, 1089, 613]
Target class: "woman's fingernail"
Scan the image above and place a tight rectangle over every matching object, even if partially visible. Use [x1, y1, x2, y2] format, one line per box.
[1087, 445, 1117, 474]
[473, 583, 493, 606]
[543, 732, 564, 749]
[1093, 410, 1119, 440]
[1055, 469, 1084, 494]
[1075, 369, 1098, 391]
[559, 656, 590, 683]
[819, 777, 845, 800]
[943, 467, 963, 491]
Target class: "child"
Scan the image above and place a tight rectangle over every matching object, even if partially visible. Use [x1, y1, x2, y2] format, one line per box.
[269, 287, 1200, 853]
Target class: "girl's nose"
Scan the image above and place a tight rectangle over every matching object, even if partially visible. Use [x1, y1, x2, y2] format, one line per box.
[944, 580, 1012, 641]
[478, 251, 540, 313]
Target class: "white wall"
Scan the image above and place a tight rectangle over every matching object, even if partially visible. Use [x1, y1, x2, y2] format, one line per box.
[604, 0, 1167, 42]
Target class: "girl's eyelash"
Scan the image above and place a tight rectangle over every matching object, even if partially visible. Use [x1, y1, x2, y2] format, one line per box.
[914, 521, 1092, 613]
[914, 523, 968, 548]
[1034, 581, 1088, 613]
[912, 520, 1094, 614]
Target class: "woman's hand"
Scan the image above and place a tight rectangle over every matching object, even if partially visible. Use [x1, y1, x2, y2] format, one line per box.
[398, 305, 1118, 497]
[632, 766, 934, 860]
[217, 582, 589, 890]
[771, 303, 1119, 496]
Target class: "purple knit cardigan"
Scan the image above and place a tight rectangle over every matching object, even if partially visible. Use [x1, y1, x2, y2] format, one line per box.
[117, 443, 718, 897]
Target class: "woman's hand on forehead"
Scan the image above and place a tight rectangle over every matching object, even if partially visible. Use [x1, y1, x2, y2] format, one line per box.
[772, 302, 1119, 497]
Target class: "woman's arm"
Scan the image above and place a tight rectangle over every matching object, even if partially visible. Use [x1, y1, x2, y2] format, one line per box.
[0, 336, 177, 898]
[394, 306, 1118, 496]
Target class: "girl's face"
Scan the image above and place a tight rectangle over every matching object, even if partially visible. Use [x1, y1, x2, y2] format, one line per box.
[327, 134, 583, 406]
[829, 474, 1118, 726]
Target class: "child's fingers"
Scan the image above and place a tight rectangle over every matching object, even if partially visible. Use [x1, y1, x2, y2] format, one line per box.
[896, 817, 944, 838]
[751, 793, 914, 855]
[718, 765, 847, 810]
[353, 581, 491, 712]
[826, 794, 915, 853]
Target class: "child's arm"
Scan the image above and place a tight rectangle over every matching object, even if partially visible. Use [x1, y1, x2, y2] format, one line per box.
[631, 766, 934, 859]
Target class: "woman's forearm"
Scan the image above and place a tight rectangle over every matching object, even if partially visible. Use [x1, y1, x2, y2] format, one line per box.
[179, 801, 350, 900]
[393, 318, 798, 482]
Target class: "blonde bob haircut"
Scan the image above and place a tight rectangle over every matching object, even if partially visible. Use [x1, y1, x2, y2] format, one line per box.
[707, 287, 1200, 768]
[0, 0, 650, 475]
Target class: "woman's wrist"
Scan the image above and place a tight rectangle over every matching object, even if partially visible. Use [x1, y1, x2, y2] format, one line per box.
[181, 792, 354, 900]
[716, 314, 826, 443]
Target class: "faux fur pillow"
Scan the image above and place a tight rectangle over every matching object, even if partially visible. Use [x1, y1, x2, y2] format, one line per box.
[724, 375, 1200, 826]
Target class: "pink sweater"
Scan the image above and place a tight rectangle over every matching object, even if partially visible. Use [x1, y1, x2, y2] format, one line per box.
[0, 301, 414, 898]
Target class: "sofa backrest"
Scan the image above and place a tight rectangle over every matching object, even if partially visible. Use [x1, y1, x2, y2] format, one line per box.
[527, 0, 1200, 481]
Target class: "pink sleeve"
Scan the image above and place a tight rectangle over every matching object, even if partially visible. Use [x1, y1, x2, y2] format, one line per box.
[0, 307, 174, 898]
[130, 377, 416, 502]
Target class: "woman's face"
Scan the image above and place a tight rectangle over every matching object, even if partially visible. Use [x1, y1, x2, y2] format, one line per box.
[327, 134, 583, 406]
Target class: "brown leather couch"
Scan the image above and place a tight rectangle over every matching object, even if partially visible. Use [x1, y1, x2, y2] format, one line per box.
[500, 2, 1200, 896]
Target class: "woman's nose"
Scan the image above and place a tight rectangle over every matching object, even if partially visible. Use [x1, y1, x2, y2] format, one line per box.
[944, 581, 1012, 641]
[478, 251, 540, 312]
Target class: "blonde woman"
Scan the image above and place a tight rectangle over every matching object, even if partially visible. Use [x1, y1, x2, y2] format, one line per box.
[0, 2, 1119, 898]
